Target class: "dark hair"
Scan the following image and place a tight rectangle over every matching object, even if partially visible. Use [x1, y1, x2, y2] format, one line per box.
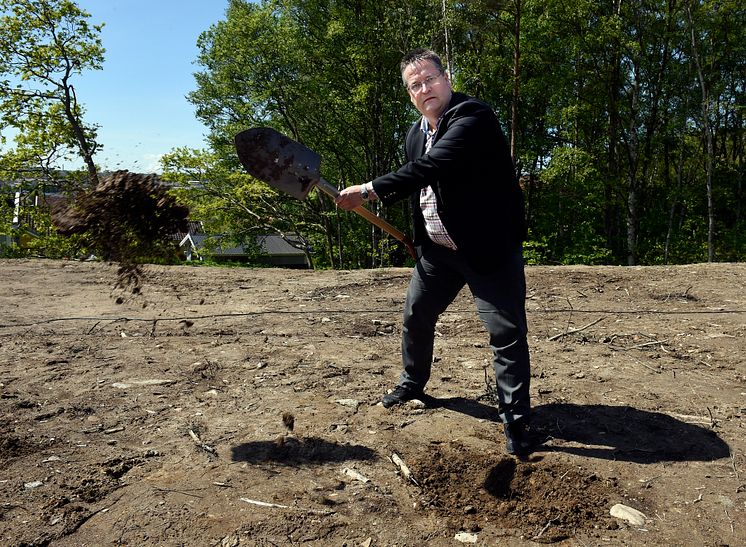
[400, 48, 445, 75]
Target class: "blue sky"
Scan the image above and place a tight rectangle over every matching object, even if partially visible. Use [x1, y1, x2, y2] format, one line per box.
[64, 1, 231, 172]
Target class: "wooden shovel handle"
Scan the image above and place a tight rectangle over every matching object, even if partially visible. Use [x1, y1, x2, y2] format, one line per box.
[316, 179, 417, 259]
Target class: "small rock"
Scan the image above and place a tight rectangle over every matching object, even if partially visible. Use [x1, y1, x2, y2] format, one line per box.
[24, 481, 43, 489]
[717, 495, 734, 507]
[407, 399, 427, 410]
[342, 467, 370, 483]
[610, 503, 647, 526]
[454, 531, 478, 543]
[220, 533, 240, 547]
[336, 399, 360, 410]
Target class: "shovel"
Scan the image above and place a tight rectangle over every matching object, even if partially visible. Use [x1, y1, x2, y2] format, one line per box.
[234, 127, 416, 259]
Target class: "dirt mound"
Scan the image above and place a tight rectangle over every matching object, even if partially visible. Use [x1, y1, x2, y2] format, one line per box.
[410, 443, 619, 542]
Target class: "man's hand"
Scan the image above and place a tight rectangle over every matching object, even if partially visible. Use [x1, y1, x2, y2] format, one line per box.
[335, 185, 365, 211]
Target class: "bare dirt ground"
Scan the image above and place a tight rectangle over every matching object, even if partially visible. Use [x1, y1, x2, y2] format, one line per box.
[1, 258, 744, 546]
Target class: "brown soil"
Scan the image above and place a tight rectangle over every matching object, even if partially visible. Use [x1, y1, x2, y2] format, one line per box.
[52, 170, 188, 292]
[0, 259, 744, 546]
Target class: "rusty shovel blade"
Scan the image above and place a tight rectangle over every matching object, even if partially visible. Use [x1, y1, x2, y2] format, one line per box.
[234, 127, 321, 200]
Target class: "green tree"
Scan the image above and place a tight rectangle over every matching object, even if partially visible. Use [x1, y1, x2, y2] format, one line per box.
[181, 0, 744, 268]
[452, 0, 744, 265]
[187, 0, 437, 268]
[0, 0, 104, 186]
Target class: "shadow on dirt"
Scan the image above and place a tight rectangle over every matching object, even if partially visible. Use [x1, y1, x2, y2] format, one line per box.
[532, 403, 730, 463]
[231, 437, 378, 465]
[421, 397, 729, 463]
[422, 395, 501, 420]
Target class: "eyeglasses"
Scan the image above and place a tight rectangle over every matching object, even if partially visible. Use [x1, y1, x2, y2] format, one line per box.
[406, 73, 443, 94]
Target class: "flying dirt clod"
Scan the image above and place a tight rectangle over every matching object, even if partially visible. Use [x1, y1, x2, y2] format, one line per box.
[53, 170, 189, 294]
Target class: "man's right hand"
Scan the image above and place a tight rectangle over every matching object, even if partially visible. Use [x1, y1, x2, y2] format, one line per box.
[335, 185, 365, 211]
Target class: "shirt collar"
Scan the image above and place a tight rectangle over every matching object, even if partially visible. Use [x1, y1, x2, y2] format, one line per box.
[419, 113, 444, 135]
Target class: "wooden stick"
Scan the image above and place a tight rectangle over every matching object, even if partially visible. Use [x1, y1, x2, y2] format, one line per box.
[239, 497, 334, 515]
[548, 316, 606, 341]
[533, 517, 558, 539]
[618, 338, 670, 351]
[731, 451, 740, 480]
[188, 429, 217, 455]
[390, 453, 419, 486]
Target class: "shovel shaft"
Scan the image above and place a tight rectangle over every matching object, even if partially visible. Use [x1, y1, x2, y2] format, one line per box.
[316, 179, 416, 259]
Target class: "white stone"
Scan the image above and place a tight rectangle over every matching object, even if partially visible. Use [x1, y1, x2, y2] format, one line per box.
[342, 467, 370, 483]
[610, 503, 647, 526]
[454, 532, 478, 543]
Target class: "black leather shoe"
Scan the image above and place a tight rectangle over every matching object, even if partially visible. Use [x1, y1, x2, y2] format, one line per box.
[504, 419, 532, 456]
[381, 385, 424, 408]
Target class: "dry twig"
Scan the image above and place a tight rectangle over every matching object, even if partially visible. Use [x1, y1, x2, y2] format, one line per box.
[239, 497, 334, 515]
[730, 451, 741, 480]
[548, 316, 606, 341]
[533, 516, 559, 539]
[188, 429, 217, 455]
[390, 452, 419, 486]
[152, 486, 204, 499]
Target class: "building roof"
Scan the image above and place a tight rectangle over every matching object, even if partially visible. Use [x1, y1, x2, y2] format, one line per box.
[180, 233, 307, 258]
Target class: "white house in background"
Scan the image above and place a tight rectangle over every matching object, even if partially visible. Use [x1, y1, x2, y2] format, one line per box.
[177, 223, 310, 268]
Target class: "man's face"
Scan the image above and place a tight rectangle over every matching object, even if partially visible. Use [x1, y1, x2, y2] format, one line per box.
[403, 60, 452, 124]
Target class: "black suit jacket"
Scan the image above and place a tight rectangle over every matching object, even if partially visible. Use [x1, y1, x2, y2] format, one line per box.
[371, 92, 526, 272]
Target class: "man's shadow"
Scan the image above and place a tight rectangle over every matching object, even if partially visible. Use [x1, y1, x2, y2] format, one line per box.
[426, 397, 730, 463]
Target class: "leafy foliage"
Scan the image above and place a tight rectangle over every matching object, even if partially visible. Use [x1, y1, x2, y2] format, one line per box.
[2, 0, 744, 267]
[0, 0, 103, 185]
[186, 0, 435, 268]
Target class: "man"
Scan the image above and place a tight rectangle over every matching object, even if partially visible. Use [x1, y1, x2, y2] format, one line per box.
[335, 48, 531, 456]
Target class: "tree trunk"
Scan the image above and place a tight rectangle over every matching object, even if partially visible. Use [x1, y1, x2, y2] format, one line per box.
[687, 3, 715, 262]
[62, 80, 99, 187]
[665, 129, 687, 264]
[625, 62, 641, 266]
[510, 0, 521, 165]
[606, 0, 623, 256]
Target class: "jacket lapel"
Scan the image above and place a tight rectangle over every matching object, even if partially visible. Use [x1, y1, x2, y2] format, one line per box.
[407, 125, 427, 160]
